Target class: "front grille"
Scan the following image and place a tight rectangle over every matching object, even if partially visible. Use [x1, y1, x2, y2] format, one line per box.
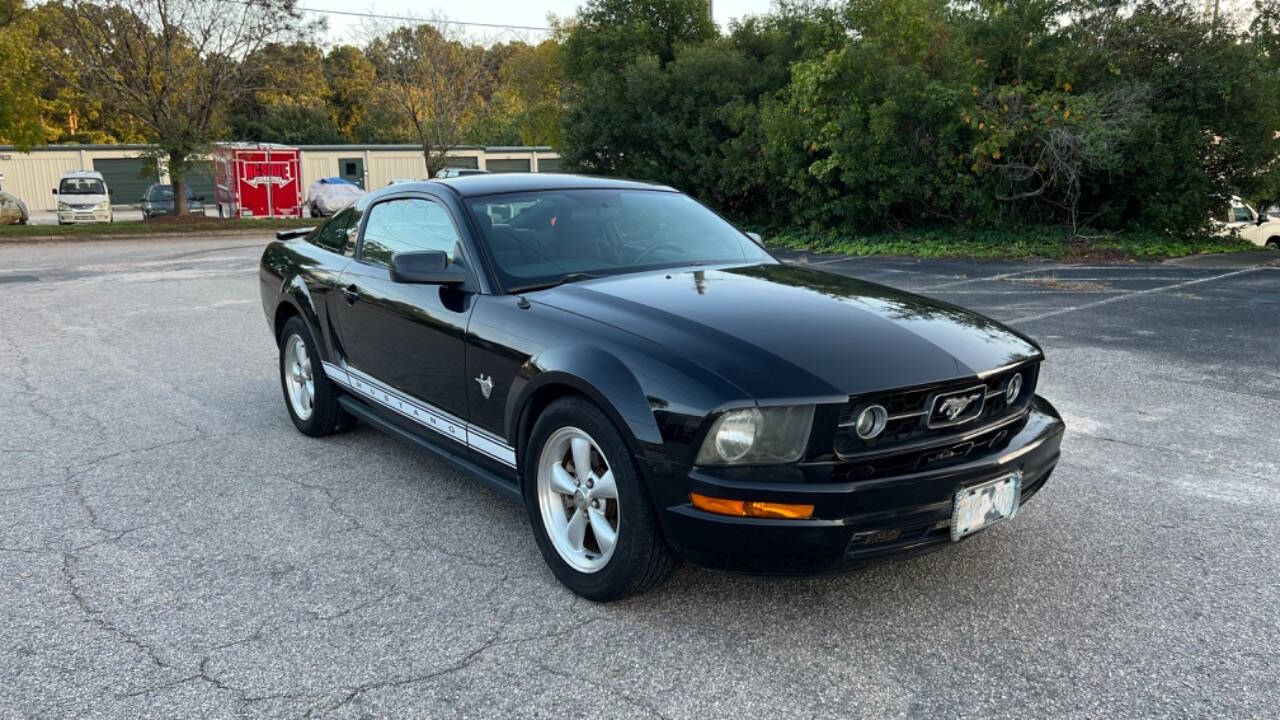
[833, 362, 1039, 463]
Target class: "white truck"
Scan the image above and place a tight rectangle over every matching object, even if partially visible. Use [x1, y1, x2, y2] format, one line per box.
[1218, 196, 1280, 249]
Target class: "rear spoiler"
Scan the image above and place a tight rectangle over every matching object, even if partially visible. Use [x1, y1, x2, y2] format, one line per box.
[276, 227, 315, 241]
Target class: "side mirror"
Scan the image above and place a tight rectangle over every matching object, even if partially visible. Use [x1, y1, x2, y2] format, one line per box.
[745, 231, 764, 245]
[390, 251, 467, 285]
[1258, 213, 1268, 224]
[195, 196, 205, 202]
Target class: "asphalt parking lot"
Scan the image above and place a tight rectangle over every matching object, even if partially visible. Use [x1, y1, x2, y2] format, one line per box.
[2, 237, 1278, 718]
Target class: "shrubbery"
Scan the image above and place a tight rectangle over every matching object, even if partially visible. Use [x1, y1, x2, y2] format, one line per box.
[559, 0, 1280, 239]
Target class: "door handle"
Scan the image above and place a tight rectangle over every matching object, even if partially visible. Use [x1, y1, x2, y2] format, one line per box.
[342, 284, 360, 304]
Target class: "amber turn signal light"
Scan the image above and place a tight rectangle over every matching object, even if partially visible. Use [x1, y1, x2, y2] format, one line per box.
[689, 493, 814, 519]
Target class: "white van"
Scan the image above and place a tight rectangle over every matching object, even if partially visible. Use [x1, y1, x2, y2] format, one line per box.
[53, 171, 113, 224]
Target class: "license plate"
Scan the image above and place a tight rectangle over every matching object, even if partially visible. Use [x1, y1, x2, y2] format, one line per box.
[951, 472, 1021, 541]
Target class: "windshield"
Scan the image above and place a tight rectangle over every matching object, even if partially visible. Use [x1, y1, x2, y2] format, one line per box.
[466, 189, 771, 291]
[60, 178, 106, 195]
[147, 186, 193, 201]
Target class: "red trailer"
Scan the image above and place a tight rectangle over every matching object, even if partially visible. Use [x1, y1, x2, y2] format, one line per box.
[212, 143, 303, 219]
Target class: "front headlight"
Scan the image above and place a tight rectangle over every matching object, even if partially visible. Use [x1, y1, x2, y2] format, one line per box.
[96, 202, 110, 211]
[58, 202, 71, 211]
[695, 405, 815, 465]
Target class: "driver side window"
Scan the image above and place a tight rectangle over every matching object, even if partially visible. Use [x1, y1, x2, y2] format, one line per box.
[359, 197, 461, 268]
[1231, 205, 1253, 223]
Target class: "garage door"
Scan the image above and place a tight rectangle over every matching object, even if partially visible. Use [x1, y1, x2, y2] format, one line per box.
[442, 155, 479, 169]
[486, 158, 531, 173]
[93, 158, 159, 206]
[536, 157, 563, 173]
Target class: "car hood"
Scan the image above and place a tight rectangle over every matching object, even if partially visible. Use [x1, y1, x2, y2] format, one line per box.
[530, 263, 1042, 401]
[60, 194, 109, 206]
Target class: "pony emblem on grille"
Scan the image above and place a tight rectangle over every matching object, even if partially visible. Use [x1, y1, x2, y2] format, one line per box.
[939, 394, 979, 420]
[928, 385, 987, 428]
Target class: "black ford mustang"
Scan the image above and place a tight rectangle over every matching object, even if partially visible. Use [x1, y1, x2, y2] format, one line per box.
[259, 174, 1064, 600]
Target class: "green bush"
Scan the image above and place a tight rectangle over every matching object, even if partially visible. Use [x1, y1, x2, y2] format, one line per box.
[559, 0, 1280, 245]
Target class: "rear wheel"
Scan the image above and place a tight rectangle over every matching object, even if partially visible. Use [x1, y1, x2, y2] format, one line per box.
[278, 316, 353, 436]
[524, 396, 677, 601]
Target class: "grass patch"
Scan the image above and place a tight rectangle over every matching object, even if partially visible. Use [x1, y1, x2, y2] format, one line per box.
[0, 216, 315, 239]
[764, 226, 1256, 261]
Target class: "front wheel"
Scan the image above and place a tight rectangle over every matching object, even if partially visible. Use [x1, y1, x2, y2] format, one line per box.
[524, 396, 677, 601]
[1266, 237, 1279, 250]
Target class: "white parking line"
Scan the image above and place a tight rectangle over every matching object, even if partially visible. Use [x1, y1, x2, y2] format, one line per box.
[929, 289, 1123, 295]
[919, 268, 1049, 290]
[1006, 267, 1270, 324]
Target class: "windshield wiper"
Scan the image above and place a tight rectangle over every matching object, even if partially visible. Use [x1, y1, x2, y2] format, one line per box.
[507, 273, 603, 295]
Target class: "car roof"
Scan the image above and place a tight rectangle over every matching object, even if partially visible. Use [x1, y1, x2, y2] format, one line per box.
[428, 173, 676, 198]
[60, 171, 105, 180]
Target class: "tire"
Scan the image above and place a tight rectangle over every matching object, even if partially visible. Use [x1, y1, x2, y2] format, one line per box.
[1266, 238, 1279, 250]
[524, 396, 677, 601]
[278, 316, 354, 436]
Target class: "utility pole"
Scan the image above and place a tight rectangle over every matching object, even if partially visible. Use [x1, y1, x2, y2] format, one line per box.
[708, 0, 713, 24]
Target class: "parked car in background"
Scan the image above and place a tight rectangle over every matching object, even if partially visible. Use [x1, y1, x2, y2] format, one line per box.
[140, 183, 205, 219]
[306, 177, 365, 217]
[258, 174, 1064, 600]
[53, 171, 112, 225]
[0, 189, 29, 225]
[1218, 196, 1280, 249]
[434, 167, 489, 178]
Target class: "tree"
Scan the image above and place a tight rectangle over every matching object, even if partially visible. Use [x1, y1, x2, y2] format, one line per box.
[324, 45, 376, 142]
[558, 0, 718, 177]
[229, 42, 344, 144]
[50, 0, 313, 214]
[0, 0, 43, 148]
[365, 23, 493, 176]
[470, 40, 565, 147]
[560, 0, 716, 77]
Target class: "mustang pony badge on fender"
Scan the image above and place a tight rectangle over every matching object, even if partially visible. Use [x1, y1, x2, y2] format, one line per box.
[475, 373, 494, 400]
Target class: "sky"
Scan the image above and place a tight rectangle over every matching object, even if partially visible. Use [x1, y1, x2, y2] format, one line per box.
[302, 0, 779, 46]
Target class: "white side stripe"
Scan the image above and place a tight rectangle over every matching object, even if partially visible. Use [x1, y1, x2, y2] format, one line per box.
[322, 361, 517, 467]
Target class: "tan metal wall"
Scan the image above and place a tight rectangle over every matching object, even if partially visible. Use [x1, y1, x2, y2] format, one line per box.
[0, 148, 154, 212]
[0, 145, 559, 213]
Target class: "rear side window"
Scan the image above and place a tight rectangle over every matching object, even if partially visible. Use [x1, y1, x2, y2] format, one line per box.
[359, 197, 461, 268]
[310, 207, 357, 254]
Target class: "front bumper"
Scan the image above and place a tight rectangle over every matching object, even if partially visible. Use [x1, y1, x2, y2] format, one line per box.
[58, 210, 112, 224]
[645, 395, 1065, 574]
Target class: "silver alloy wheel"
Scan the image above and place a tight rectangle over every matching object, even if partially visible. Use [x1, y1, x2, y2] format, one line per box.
[536, 426, 620, 573]
[283, 334, 315, 421]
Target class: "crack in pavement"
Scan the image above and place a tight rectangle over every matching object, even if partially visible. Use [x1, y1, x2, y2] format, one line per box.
[304, 604, 608, 718]
[61, 552, 171, 671]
